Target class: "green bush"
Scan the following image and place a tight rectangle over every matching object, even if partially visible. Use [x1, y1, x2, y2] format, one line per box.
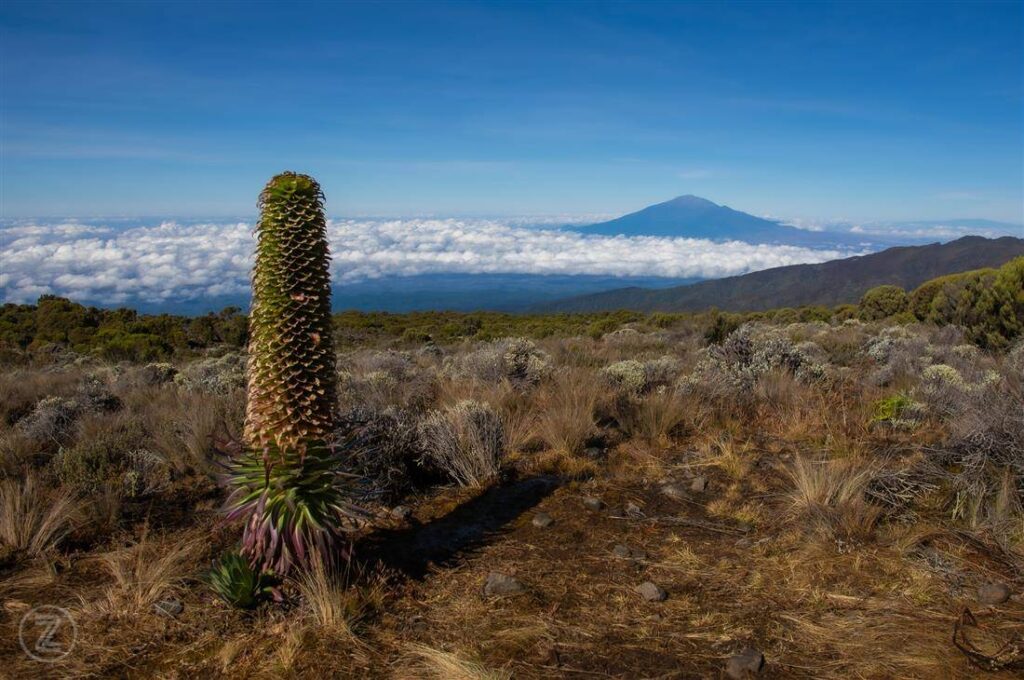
[908, 257, 1024, 349]
[859, 285, 909, 321]
[871, 393, 916, 423]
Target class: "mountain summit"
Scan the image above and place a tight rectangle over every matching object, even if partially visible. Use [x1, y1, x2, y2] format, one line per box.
[577, 195, 862, 247]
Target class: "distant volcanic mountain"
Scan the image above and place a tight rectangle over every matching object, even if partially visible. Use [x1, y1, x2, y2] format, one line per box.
[575, 195, 869, 247]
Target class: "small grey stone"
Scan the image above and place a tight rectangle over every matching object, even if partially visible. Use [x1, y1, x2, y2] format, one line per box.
[624, 501, 644, 516]
[391, 505, 412, 520]
[484, 572, 525, 597]
[726, 647, 765, 678]
[612, 544, 631, 558]
[532, 512, 554, 528]
[661, 483, 688, 501]
[153, 598, 183, 617]
[582, 496, 605, 511]
[636, 581, 667, 602]
[977, 582, 1011, 605]
[690, 476, 708, 493]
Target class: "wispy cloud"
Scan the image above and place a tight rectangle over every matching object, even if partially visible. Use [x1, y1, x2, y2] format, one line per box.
[0, 218, 856, 306]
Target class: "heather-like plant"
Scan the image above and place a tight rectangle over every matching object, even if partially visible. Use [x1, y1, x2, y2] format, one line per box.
[225, 173, 365, 575]
[418, 400, 505, 487]
[444, 337, 550, 389]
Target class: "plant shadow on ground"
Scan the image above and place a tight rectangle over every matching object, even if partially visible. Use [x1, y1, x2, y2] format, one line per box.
[355, 474, 561, 580]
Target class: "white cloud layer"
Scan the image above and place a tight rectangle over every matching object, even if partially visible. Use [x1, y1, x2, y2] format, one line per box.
[0, 218, 855, 306]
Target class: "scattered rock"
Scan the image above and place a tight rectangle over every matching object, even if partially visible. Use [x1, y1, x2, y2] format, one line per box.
[582, 496, 605, 511]
[661, 483, 688, 501]
[484, 572, 525, 597]
[532, 512, 554, 528]
[613, 544, 647, 560]
[624, 501, 644, 517]
[690, 476, 708, 493]
[977, 582, 1011, 605]
[636, 581, 667, 602]
[390, 505, 412, 520]
[153, 598, 183, 618]
[726, 647, 765, 678]
[407, 614, 428, 634]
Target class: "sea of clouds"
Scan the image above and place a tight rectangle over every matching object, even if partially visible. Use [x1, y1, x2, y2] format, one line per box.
[0, 218, 857, 306]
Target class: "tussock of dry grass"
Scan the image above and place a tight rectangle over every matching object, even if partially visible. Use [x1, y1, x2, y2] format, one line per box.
[398, 643, 513, 680]
[294, 558, 368, 639]
[0, 473, 80, 557]
[787, 456, 884, 541]
[90, 530, 200, 616]
[533, 367, 600, 456]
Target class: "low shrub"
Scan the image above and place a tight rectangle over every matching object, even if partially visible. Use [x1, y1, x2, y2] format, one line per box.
[418, 400, 505, 487]
[444, 337, 551, 389]
[337, 405, 423, 503]
[871, 393, 923, 428]
[54, 415, 147, 492]
[681, 323, 826, 398]
[174, 353, 246, 394]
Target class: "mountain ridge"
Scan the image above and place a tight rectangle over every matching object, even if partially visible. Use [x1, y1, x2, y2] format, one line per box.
[537, 235, 1024, 313]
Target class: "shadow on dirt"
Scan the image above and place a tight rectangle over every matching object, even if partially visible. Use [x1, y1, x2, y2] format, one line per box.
[355, 474, 560, 580]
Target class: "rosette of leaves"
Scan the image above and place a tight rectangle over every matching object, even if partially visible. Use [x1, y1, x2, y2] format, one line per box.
[206, 551, 280, 608]
[227, 172, 366, 575]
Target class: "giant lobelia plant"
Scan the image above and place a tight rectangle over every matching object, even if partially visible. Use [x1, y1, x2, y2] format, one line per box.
[225, 172, 364, 575]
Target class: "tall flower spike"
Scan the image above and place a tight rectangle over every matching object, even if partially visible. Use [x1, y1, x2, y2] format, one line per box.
[227, 172, 365, 575]
[245, 172, 337, 458]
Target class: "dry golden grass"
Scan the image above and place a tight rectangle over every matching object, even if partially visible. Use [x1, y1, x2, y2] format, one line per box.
[141, 388, 236, 474]
[787, 456, 884, 542]
[293, 558, 367, 638]
[696, 434, 754, 479]
[398, 643, 513, 680]
[0, 472, 80, 557]
[533, 367, 600, 456]
[90, 529, 200, 616]
[614, 388, 689, 445]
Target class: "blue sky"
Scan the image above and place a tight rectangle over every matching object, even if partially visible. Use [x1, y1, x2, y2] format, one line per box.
[1, 1, 1022, 222]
